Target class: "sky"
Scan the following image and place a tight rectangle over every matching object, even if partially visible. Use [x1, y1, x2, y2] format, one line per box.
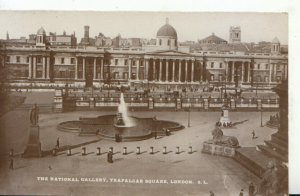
[0, 11, 288, 45]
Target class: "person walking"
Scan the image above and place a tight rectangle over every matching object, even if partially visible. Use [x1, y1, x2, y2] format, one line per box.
[9, 158, 14, 170]
[252, 130, 255, 139]
[56, 137, 60, 149]
[209, 190, 214, 196]
[239, 189, 244, 196]
[249, 182, 255, 196]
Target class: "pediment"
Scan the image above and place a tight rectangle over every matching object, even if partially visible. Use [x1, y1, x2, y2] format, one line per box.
[145, 50, 191, 57]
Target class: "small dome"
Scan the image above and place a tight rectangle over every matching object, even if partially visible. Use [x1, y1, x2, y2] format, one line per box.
[272, 37, 280, 44]
[37, 27, 46, 35]
[156, 22, 177, 39]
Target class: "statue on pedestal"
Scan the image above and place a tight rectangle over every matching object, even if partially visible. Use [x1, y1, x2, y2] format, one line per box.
[30, 104, 39, 126]
[208, 126, 239, 148]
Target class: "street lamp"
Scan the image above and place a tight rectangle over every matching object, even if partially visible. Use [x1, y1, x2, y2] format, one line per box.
[187, 104, 191, 127]
[260, 109, 263, 127]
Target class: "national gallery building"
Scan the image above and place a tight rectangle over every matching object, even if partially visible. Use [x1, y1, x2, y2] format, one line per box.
[0, 20, 288, 88]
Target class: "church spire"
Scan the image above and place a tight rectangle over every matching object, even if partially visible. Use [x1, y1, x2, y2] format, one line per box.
[6, 31, 9, 40]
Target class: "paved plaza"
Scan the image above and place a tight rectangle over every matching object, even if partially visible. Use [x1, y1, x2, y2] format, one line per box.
[0, 92, 277, 195]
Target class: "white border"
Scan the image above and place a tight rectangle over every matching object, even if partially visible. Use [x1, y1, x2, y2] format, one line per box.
[0, 0, 299, 194]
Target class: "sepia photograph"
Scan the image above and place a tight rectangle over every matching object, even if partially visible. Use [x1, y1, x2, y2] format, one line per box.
[0, 8, 293, 196]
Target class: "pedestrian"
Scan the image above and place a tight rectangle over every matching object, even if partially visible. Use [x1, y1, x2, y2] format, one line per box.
[107, 151, 113, 163]
[56, 137, 60, 149]
[239, 189, 244, 196]
[9, 158, 13, 170]
[249, 182, 255, 196]
[209, 190, 214, 196]
[252, 130, 255, 139]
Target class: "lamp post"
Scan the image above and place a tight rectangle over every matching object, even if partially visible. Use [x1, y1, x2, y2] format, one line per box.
[188, 105, 191, 127]
[260, 109, 263, 127]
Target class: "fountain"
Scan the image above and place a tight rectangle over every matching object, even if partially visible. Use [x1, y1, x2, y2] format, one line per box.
[57, 93, 184, 142]
[114, 93, 135, 128]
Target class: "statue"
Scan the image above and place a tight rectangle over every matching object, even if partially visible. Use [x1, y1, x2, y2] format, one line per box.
[257, 160, 288, 196]
[208, 126, 239, 147]
[30, 104, 39, 126]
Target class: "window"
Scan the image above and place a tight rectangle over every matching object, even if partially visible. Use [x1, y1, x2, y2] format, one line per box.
[211, 62, 214, 68]
[257, 64, 260, 70]
[167, 40, 170, 46]
[26, 57, 30, 63]
[61, 58, 64, 64]
[6, 56, 10, 62]
[115, 59, 118, 65]
[70, 58, 75, 64]
[159, 39, 162, 46]
[265, 64, 269, 69]
[219, 63, 223, 68]
[124, 59, 128, 65]
[175, 40, 177, 46]
[16, 56, 20, 63]
[37, 57, 42, 64]
[132, 60, 136, 66]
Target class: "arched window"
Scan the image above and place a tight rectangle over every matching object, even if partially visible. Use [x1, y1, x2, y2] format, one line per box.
[167, 39, 170, 46]
[175, 40, 177, 46]
[159, 39, 162, 46]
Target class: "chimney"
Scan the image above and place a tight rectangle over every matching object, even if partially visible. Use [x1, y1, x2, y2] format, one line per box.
[84, 25, 90, 44]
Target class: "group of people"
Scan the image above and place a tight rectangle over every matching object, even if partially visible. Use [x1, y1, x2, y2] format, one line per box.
[209, 182, 256, 196]
[215, 121, 233, 127]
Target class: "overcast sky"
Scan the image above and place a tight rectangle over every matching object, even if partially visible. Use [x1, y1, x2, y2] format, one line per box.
[0, 11, 288, 44]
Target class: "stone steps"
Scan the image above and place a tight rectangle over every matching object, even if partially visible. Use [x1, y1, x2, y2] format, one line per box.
[257, 145, 287, 162]
[264, 140, 288, 156]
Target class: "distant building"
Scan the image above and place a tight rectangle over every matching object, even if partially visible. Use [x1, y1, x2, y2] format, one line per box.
[229, 26, 241, 43]
[198, 33, 227, 44]
[0, 19, 287, 87]
[48, 31, 77, 47]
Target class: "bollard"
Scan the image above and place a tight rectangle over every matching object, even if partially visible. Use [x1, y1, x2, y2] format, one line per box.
[109, 147, 113, 154]
[67, 148, 71, 156]
[9, 149, 14, 157]
[123, 147, 127, 155]
[136, 147, 141, 155]
[96, 147, 101, 155]
[163, 146, 167, 154]
[82, 147, 86, 156]
[150, 146, 154, 155]
[176, 146, 180, 154]
[188, 146, 193, 154]
[52, 148, 56, 156]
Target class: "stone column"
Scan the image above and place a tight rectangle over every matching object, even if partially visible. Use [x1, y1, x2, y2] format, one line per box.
[191, 60, 194, 82]
[231, 61, 235, 82]
[46, 57, 50, 79]
[93, 57, 97, 79]
[185, 60, 188, 82]
[145, 59, 149, 80]
[224, 61, 228, 82]
[166, 60, 169, 82]
[136, 59, 140, 80]
[33, 56, 36, 79]
[100, 58, 104, 79]
[82, 57, 86, 80]
[200, 61, 203, 82]
[75, 57, 78, 80]
[42, 56, 46, 79]
[247, 62, 250, 82]
[172, 60, 175, 82]
[241, 62, 244, 83]
[269, 62, 272, 84]
[28, 56, 32, 79]
[273, 63, 277, 82]
[178, 60, 182, 82]
[159, 59, 162, 81]
[128, 59, 132, 80]
[153, 60, 156, 81]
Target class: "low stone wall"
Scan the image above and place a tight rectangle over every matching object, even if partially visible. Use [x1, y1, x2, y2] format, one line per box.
[202, 142, 237, 157]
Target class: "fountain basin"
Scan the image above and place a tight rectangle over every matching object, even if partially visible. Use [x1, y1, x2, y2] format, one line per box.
[57, 115, 184, 142]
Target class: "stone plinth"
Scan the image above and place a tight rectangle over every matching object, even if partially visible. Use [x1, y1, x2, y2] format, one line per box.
[22, 125, 42, 157]
[202, 141, 237, 157]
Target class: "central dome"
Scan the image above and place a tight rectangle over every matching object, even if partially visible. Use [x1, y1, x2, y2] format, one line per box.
[156, 23, 177, 39]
